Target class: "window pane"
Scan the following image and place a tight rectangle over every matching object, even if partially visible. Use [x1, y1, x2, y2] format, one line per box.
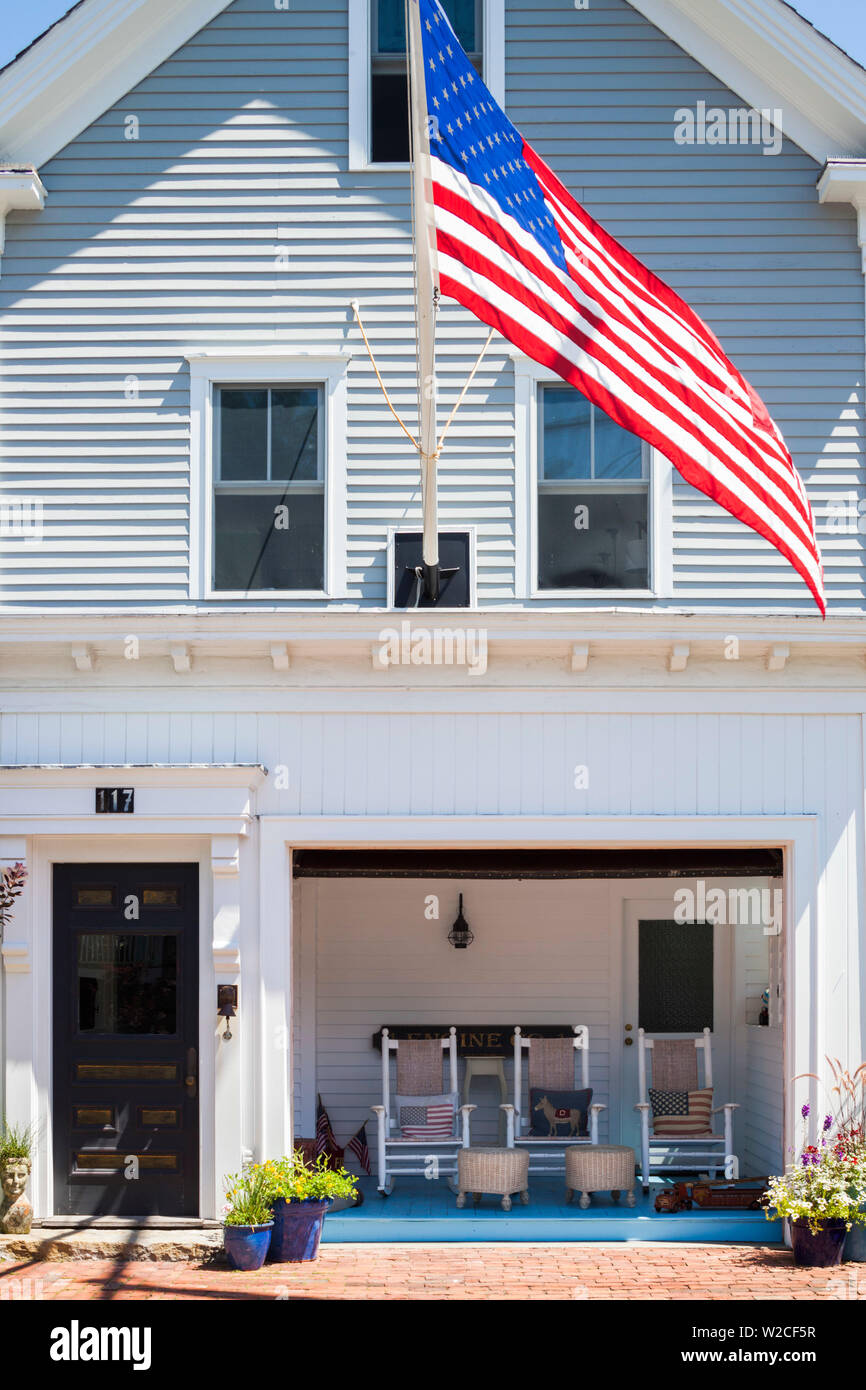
[271, 388, 319, 481]
[537, 488, 649, 589]
[639, 921, 714, 1033]
[77, 934, 177, 1035]
[375, 0, 477, 54]
[594, 409, 644, 480]
[371, 73, 409, 163]
[541, 387, 591, 481]
[218, 388, 267, 480]
[376, 0, 405, 52]
[214, 489, 324, 591]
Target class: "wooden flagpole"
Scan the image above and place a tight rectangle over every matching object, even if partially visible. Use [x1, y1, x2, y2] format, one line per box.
[406, 0, 441, 601]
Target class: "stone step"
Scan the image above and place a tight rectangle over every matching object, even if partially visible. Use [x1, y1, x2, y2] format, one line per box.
[0, 1227, 224, 1263]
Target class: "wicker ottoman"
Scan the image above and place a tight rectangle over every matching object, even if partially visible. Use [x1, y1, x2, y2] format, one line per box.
[565, 1145, 636, 1209]
[457, 1146, 530, 1212]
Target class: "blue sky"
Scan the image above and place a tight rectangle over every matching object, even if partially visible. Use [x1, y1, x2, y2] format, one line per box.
[1, 0, 865, 81]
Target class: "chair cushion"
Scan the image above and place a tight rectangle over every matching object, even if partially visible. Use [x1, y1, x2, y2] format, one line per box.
[395, 1092, 456, 1140]
[528, 1087, 593, 1138]
[650, 1086, 713, 1136]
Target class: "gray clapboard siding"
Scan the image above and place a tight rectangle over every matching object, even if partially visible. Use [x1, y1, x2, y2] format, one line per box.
[0, 0, 862, 608]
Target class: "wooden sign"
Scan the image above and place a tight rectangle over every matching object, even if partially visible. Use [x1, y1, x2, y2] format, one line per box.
[372, 1025, 576, 1057]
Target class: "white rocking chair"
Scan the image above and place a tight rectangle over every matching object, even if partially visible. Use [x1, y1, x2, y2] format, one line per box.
[502, 1025, 605, 1174]
[635, 1027, 738, 1193]
[371, 1027, 475, 1194]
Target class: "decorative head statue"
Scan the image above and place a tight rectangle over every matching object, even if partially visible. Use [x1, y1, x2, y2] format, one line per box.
[1, 1158, 30, 1201]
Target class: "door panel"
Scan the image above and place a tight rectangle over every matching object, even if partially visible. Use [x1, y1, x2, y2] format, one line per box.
[53, 863, 199, 1217]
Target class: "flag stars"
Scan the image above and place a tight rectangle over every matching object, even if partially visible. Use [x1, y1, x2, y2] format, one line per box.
[429, 57, 436, 70]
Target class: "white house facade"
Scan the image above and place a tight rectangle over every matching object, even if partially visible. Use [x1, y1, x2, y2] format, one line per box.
[0, 0, 865, 1238]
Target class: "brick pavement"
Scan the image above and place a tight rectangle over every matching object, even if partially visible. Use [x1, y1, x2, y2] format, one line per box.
[1, 1243, 864, 1300]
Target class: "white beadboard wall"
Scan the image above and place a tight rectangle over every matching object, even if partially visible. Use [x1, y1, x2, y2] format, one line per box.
[296, 875, 783, 1167]
[0, 0, 862, 610]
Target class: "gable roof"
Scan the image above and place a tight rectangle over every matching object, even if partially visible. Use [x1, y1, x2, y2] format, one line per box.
[0, 0, 865, 168]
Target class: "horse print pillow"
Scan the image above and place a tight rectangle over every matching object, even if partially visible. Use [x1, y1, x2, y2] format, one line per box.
[529, 1087, 593, 1138]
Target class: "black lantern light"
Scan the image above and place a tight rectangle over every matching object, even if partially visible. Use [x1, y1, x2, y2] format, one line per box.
[447, 893, 474, 949]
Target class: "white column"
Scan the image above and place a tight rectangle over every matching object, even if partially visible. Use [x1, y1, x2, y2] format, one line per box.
[258, 822, 291, 1162]
[210, 835, 243, 1214]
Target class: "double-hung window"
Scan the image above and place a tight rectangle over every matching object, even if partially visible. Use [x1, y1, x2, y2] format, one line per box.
[369, 0, 484, 164]
[537, 384, 651, 591]
[213, 385, 324, 592]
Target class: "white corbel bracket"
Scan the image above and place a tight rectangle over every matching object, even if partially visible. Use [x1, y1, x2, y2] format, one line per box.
[212, 944, 241, 972]
[668, 642, 690, 672]
[170, 642, 191, 674]
[0, 168, 46, 274]
[818, 161, 866, 274]
[570, 643, 590, 673]
[0, 941, 30, 974]
[767, 643, 790, 672]
[269, 642, 290, 671]
[71, 643, 93, 672]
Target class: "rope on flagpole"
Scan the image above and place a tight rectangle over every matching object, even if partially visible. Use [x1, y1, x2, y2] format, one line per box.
[350, 300, 495, 464]
[350, 299, 420, 451]
[434, 327, 495, 456]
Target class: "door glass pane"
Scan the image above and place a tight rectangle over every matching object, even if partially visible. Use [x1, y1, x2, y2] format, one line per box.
[77, 935, 178, 1035]
[638, 920, 713, 1033]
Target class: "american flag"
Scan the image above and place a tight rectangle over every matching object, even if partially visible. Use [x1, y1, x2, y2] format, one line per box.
[315, 1094, 341, 1161]
[399, 1102, 455, 1140]
[416, 0, 825, 613]
[347, 1122, 372, 1175]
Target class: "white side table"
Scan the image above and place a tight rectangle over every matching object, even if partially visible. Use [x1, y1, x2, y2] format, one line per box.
[462, 1056, 508, 1144]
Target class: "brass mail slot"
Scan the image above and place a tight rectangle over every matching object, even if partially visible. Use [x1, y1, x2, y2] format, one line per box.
[139, 1108, 179, 1127]
[74, 1107, 114, 1128]
[76, 1063, 177, 1082]
[75, 1153, 178, 1172]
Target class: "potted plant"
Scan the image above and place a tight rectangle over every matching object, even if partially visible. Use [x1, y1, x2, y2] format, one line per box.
[0, 1118, 34, 1235]
[257, 1151, 357, 1264]
[822, 1059, 866, 1262]
[222, 1165, 274, 1271]
[764, 1104, 866, 1267]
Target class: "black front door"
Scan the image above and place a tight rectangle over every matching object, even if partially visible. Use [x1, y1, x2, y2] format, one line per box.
[53, 863, 199, 1217]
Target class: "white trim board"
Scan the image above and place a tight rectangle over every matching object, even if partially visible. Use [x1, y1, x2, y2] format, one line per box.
[0, 0, 864, 169]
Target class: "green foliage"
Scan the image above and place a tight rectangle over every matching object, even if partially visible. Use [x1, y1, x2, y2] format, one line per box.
[222, 1164, 274, 1228]
[0, 1117, 34, 1164]
[255, 1150, 358, 1204]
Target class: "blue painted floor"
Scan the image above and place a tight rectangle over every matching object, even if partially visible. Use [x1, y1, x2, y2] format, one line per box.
[323, 1176, 781, 1244]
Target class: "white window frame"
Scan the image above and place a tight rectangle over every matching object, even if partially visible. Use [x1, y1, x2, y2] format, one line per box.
[513, 355, 673, 600]
[348, 0, 505, 172]
[187, 352, 349, 601]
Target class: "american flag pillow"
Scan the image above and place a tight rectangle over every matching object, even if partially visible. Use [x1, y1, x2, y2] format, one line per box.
[396, 1092, 456, 1140]
[650, 1087, 713, 1136]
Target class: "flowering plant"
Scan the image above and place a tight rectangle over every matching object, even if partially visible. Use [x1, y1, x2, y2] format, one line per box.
[765, 1101, 866, 1234]
[255, 1151, 357, 1205]
[222, 1165, 274, 1227]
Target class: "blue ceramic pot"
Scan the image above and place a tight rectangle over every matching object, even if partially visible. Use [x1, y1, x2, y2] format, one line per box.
[790, 1219, 847, 1267]
[223, 1222, 273, 1271]
[267, 1198, 332, 1263]
[844, 1210, 866, 1262]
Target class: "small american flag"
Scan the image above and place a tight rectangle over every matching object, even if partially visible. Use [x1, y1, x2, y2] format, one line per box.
[416, 0, 825, 612]
[315, 1094, 340, 1160]
[399, 1102, 455, 1140]
[347, 1122, 372, 1175]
